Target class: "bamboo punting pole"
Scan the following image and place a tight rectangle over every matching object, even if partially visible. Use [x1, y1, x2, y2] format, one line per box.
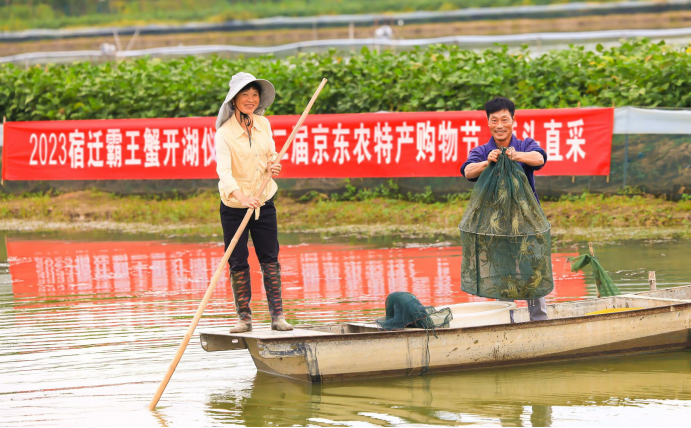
[148, 78, 328, 410]
[588, 242, 601, 298]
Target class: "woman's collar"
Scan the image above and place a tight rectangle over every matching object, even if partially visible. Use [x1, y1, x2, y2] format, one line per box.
[230, 112, 263, 139]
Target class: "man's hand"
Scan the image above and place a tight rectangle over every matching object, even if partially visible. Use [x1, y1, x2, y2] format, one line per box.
[490, 147, 517, 161]
[464, 160, 489, 179]
[488, 149, 501, 163]
[267, 161, 282, 177]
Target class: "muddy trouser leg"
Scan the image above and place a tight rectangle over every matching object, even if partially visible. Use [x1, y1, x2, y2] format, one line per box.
[220, 201, 253, 320]
[527, 297, 548, 321]
[497, 297, 548, 322]
[496, 298, 516, 323]
[247, 199, 282, 320]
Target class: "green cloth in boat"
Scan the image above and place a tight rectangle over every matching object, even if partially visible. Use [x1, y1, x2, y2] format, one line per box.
[376, 292, 452, 331]
[458, 147, 554, 300]
[568, 254, 621, 297]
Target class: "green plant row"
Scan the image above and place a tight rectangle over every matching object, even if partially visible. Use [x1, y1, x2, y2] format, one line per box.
[2, 39, 690, 122]
[0, 0, 615, 32]
[298, 179, 472, 204]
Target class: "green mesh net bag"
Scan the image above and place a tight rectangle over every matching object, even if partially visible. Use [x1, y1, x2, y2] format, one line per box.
[376, 292, 452, 331]
[568, 254, 621, 297]
[376, 292, 452, 375]
[458, 147, 554, 300]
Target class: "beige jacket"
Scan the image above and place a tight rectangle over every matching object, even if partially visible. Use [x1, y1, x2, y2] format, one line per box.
[215, 114, 278, 211]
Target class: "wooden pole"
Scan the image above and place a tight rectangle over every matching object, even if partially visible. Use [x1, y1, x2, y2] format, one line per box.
[125, 28, 141, 51]
[588, 242, 600, 298]
[2, 116, 5, 186]
[148, 78, 328, 411]
[648, 271, 657, 291]
[112, 29, 123, 51]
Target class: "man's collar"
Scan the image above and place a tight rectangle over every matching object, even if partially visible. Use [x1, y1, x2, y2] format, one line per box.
[230, 113, 263, 139]
[488, 134, 519, 149]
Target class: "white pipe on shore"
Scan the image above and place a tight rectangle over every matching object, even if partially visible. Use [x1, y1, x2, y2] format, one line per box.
[4, 26, 691, 65]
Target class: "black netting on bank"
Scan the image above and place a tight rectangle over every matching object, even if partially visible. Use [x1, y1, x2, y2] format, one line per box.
[1, 135, 690, 196]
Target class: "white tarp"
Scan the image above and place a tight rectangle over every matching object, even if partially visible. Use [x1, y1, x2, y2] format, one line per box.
[613, 106, 691, 134]
[6, 25, 691, 65]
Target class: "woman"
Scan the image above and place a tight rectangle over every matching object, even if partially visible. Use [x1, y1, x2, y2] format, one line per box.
[215, 72, 292, 333]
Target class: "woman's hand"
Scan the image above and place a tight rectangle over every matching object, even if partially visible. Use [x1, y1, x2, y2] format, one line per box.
[240, 195, 261, 209]
[268, 161, 282, 177]
[232, 190, 261, 209]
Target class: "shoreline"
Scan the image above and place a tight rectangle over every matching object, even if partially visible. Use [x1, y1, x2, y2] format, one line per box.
[1, 190, 690, 242]
[1, 220, 689, 244]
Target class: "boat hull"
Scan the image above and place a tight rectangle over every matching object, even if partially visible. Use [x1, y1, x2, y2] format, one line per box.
[201, 288, 691, 383]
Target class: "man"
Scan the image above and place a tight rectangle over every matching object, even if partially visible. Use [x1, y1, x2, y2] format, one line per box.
[460, 96, 549, 321]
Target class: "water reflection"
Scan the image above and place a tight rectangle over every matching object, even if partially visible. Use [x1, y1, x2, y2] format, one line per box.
[8, 239, 584, 322]
[208, 351, 691, 426]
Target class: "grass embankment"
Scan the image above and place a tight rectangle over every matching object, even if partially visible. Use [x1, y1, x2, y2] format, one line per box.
[1, 190, 690, 242]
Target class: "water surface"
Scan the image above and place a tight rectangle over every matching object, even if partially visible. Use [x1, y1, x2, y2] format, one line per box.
[1, 231, 690, 426]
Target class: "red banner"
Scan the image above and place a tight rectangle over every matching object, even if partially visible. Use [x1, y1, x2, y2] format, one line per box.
[1, 108, 613, 181]
[7, 239, 585, 313]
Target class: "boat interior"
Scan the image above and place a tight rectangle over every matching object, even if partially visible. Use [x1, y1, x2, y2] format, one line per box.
[326, 285, 691, 333]
[201, 285, 691, 349]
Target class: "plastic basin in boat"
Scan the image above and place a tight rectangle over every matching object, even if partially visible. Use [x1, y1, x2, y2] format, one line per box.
[438, 301, 517, 328]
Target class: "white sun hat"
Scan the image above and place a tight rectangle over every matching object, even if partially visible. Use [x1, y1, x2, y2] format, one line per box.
[215, 72, 276, 130]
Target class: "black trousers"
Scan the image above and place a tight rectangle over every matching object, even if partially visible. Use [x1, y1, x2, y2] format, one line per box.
[220, 198, 279, 272]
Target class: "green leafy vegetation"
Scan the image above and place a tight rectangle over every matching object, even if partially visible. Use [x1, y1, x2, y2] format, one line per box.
[617, 185, 645, 195]
[0, 0, 620, 32]
[2, 40, 690, 122]
[323, 179, 458, 204]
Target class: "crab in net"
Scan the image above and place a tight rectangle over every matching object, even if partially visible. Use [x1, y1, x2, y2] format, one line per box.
[516, 235, 536, 264]
[489, 211, 503, 235]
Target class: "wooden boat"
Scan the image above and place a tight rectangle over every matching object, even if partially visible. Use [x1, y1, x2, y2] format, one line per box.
[200, 284, 691, 383]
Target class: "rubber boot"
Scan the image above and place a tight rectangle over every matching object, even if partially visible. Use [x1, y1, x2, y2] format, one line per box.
[261, 261, 293, 331]
[230, 268, 252, 333]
